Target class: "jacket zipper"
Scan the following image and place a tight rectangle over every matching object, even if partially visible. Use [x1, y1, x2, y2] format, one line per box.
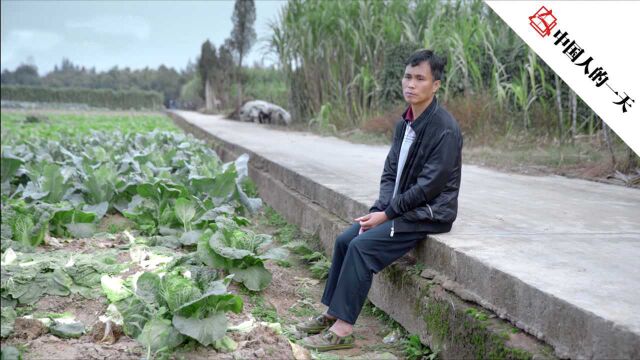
[390, 219, 395, 237]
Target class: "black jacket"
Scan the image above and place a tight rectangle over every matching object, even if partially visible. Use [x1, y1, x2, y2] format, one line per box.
[369, 96, 463, 234]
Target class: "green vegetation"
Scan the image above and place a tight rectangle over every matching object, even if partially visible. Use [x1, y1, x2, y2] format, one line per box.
[240, 67, 288, 109]
[1, 111, 177, 141]
[0, 111, 289, 357]
[466, 307, 489, 321]
[1, 249, 127, 308]
[1, 85, 163, 110]
[198, 216, 289, 291]
[269, 0, 603, 135]
[1, 124, 262, 248]
[282, 241, 330, 280]
[402, 334, 437, 360]
[0, 345, 21, 360]
[260, 206, 332, 279]
[119, 267, 241, 357]
[1, 58, 188, 108]
[249, 294, 280, 323]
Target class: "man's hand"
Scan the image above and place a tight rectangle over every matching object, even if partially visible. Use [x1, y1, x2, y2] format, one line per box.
[354, 211, 389, 233]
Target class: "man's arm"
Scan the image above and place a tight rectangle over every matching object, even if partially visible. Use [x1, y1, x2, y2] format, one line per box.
[369, 121, 402, 213]
[384, 129, 460, 220]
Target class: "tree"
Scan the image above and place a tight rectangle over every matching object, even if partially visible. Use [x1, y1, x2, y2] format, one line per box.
[5, 64, 40, 86]
[217, 41, 236, 108]
[198, 40, 219, 112]
[152, 65, 182, 107]
[230, 0, 256, 108]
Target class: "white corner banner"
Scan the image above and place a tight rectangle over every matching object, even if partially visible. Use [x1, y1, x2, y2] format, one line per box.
[485, 1, 640, 156]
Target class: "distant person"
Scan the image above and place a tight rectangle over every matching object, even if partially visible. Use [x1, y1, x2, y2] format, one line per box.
[298, 49, 463, 351]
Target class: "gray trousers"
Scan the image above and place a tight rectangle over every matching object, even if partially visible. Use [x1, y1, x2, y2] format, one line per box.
[320, 220, 429, 325]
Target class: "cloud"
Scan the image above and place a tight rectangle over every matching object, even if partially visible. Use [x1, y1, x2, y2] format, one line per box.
[1, 29, 63, 70]
[2, 29, 63, 52]
[0, 51, 13, 66]
[66, 15, 151, 40]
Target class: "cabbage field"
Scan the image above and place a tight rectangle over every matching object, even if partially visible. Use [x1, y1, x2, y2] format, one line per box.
[0, 112, 285, 359]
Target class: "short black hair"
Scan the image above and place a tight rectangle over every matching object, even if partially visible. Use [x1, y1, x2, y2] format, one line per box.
[404, 49, 446, 81]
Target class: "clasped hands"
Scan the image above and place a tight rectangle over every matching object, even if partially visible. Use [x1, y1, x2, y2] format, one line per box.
[354, 211, 389, 235]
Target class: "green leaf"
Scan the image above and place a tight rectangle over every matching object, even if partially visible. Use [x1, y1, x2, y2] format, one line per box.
[179, 230, 202, 246]
[114, 296, 149, 338]
[175, 198, 197, 231]
[82, 201, 109, 220]
[212, 245, 253, 261]
[1, 307, 17, 338]
[197, 230, 228, 269]
[21, 182, 49, 200]
[232, 216, 251, 226]
[284, 240, 315, 256]
[233, 183, 263, 214]
[137, 318, 185, 353]
[50, 208, 96, 237]
[190, 164, 237, 200]
[47, 268, 73, 296]
[135, 272, 162, 305]
[230, 264, 272, 291]
[0, 345, 21, 360]
[49, 320, 85, 338]
[136, 183, 159, 199]
[213, 335, 238, 352]
[209, 230, 253, 259]
[41, 163, 70, 203]
[175, 290, 243, 318]
[84, 165, 117, 204]
[12, 214, 35, 246]
[258, 247, 290, 261]
[101, 275, 132, 302]
[1, 156, 23, 184]
[172, 312, 227, 346]
[160, 272, 202, 311]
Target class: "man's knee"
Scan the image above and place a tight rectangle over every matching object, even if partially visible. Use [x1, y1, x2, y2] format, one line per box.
[348, 236, 372, 252]
[335, 232, 354, 249]
[335, 223, 359, 249]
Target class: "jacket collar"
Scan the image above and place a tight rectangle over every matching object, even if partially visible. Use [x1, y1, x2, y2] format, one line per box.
[401, 95, 439, 133]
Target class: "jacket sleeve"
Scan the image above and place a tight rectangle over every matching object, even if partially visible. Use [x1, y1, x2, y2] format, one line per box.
[384, 129, 459, 220]
[369, 121, 402, 213]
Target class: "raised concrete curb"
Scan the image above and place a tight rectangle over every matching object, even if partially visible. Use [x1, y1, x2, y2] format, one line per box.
[168, 110, 640, 359]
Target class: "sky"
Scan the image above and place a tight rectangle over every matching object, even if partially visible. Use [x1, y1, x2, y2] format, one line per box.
[1, 0, 287, 75]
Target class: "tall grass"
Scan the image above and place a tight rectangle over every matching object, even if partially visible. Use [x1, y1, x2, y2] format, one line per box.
[268, 0, 619, 145]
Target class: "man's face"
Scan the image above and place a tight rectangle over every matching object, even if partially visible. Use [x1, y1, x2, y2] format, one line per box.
[402, 61, 441, 105]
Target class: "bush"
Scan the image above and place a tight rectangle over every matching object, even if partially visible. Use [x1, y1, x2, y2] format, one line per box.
[1, 85, 163, 110]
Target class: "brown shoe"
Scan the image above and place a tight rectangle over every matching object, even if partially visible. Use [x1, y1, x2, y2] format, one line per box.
[300, 329, 355, 351]
[296, 314, 336, 334]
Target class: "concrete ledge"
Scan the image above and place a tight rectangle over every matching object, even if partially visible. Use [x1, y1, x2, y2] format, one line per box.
[374, 262, 554, 359]
[416, 235, 640, 359]
[169, 112, 556, 359]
